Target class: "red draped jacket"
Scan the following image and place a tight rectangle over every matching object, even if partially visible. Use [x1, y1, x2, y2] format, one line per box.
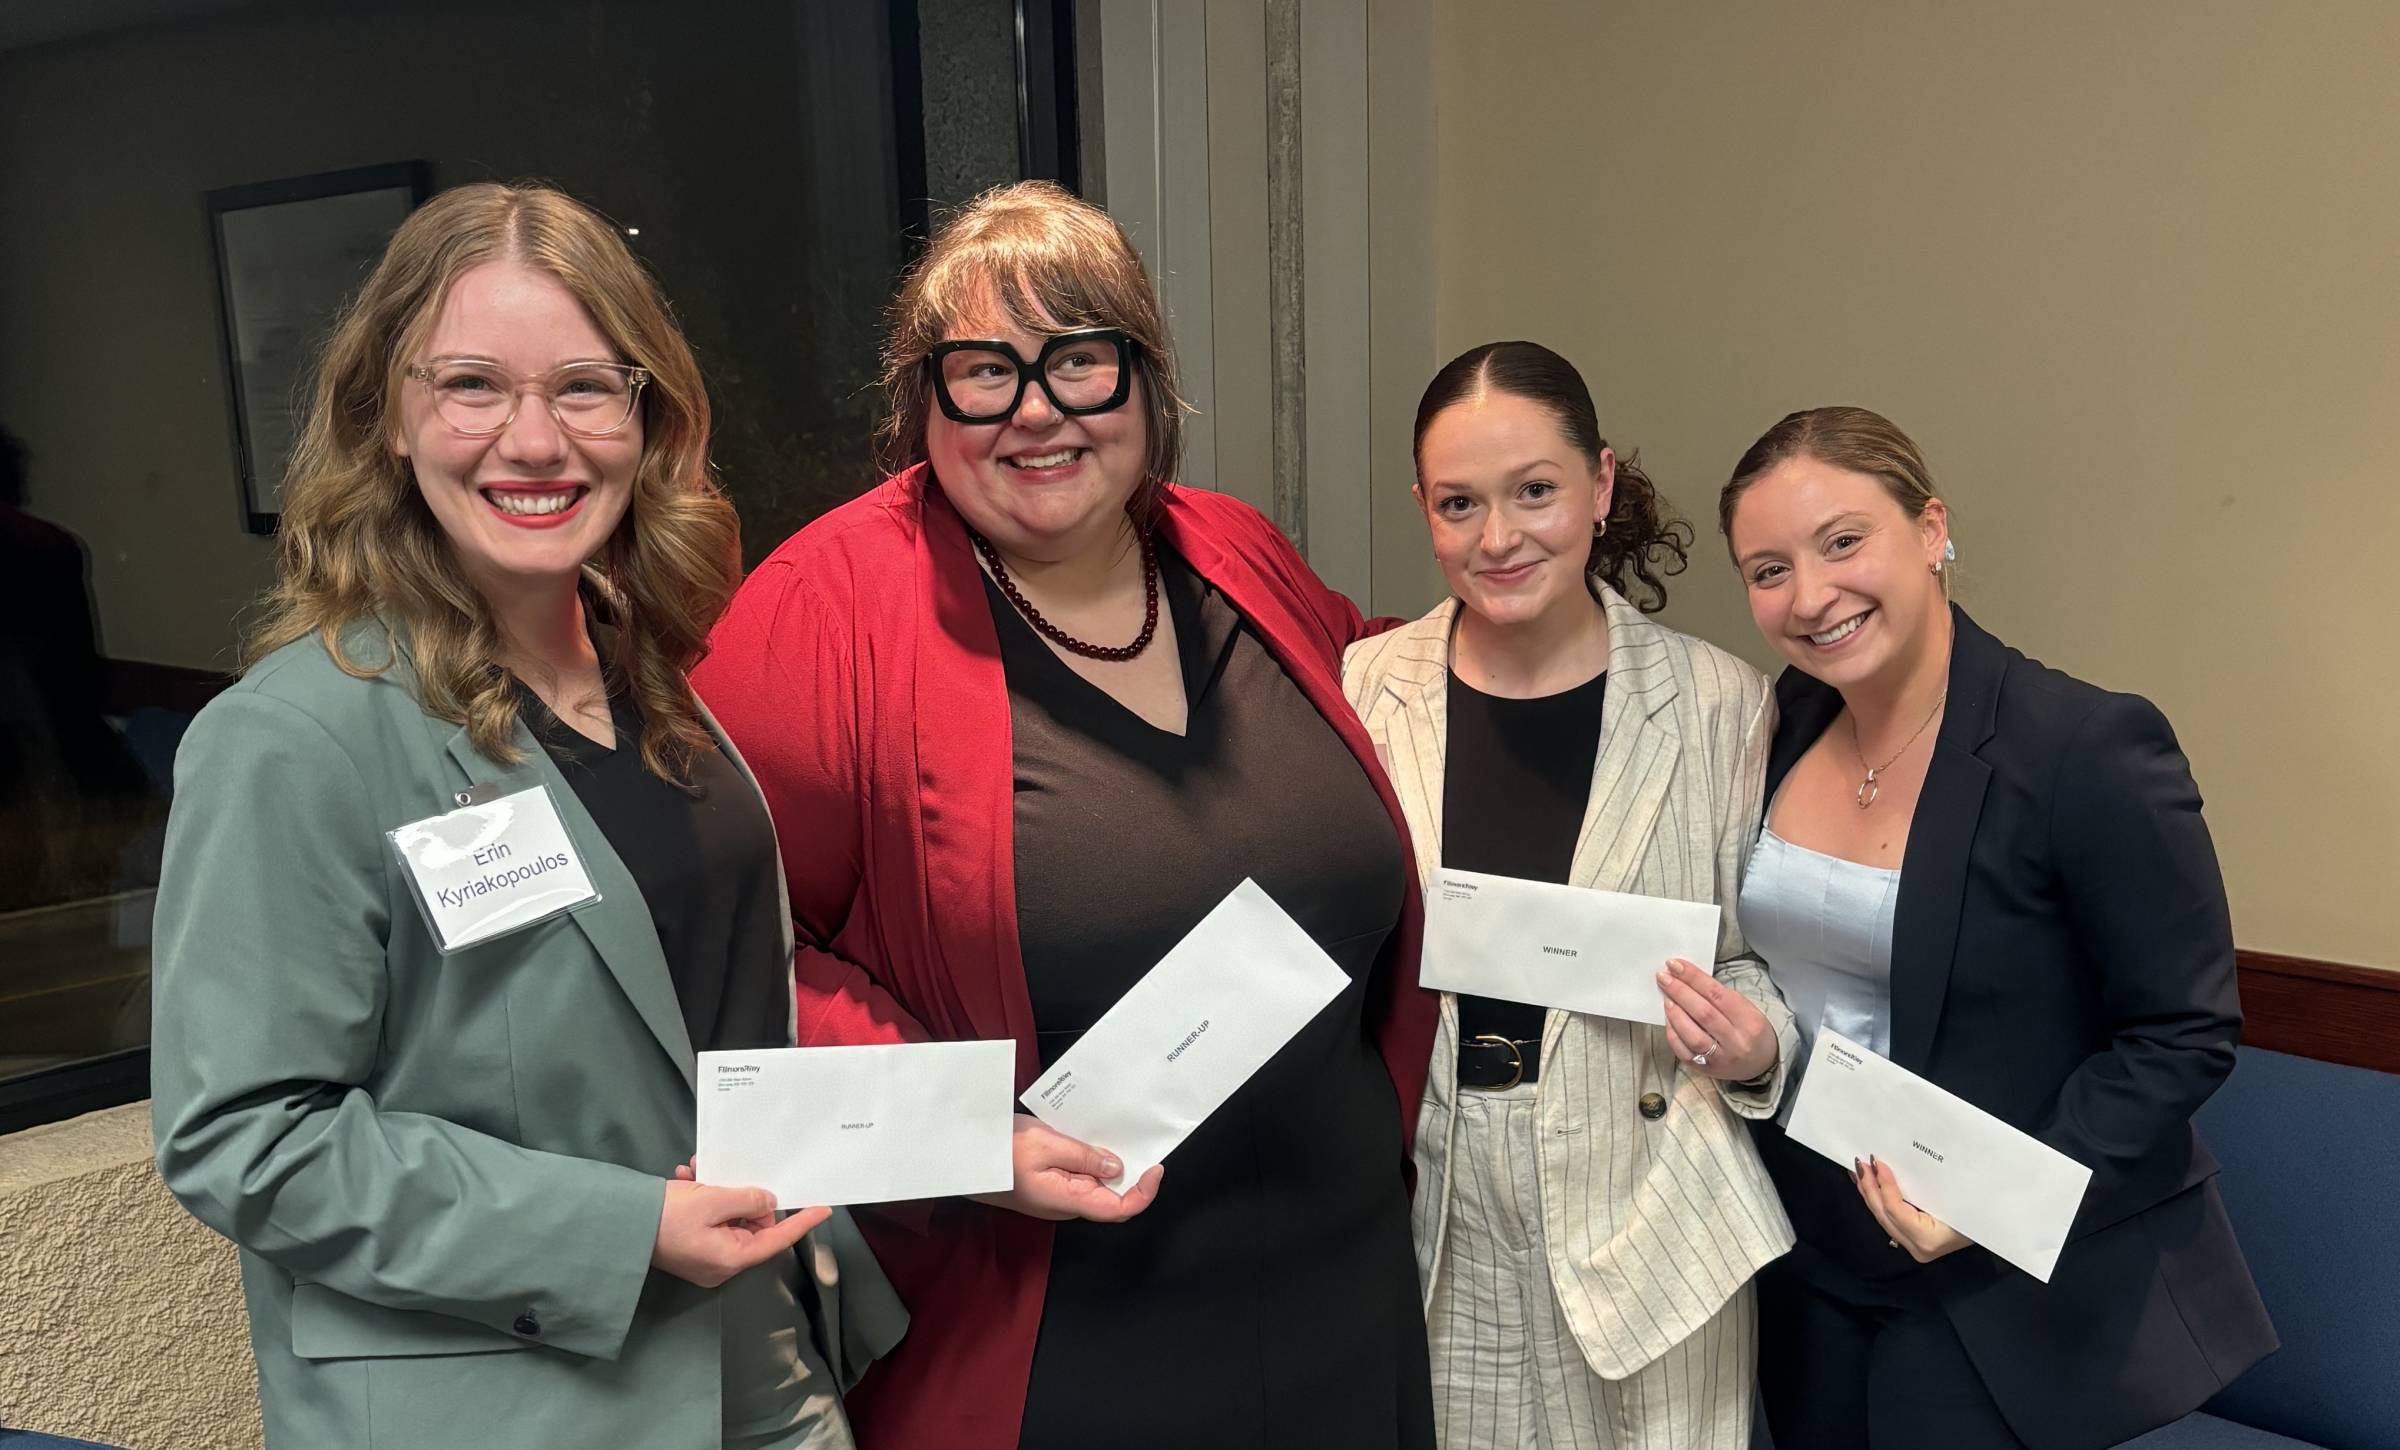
[692, 468, 1438, 1450]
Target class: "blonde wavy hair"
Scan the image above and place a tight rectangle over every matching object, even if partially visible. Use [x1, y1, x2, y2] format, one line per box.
[877, 180, 1187, 524]
[245, 181, 739, 782]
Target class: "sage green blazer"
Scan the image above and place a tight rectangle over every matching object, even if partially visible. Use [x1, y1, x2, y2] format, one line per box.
[150, 629, 906, 1450]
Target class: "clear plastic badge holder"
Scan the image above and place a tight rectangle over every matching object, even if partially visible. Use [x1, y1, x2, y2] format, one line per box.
[387, 781, 602, 954]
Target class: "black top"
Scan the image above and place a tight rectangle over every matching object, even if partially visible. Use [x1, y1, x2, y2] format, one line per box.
[991, 547, 1433, 1450]
[1748, 606, 2274, 1449]
[1441, 667, 1607, 1052]
[521, 683, 787, 1055]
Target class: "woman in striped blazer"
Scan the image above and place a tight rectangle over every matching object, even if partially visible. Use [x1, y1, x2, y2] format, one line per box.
[1342, 341, 1796, 1449]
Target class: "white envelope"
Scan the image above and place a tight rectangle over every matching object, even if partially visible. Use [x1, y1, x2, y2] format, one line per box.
[1782, 1029, 2093, 1282]
[1419, 868, 1720, 1026]
[695, 1040, 1016, 1210]
[1021, 878, 1350, 1193]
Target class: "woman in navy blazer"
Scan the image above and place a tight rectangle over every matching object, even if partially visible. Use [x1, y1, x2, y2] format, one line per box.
[1718, 407, 2274, 1449]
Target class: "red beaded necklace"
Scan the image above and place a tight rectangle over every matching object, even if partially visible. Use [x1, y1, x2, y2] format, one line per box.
[971, 527, 1161, 662]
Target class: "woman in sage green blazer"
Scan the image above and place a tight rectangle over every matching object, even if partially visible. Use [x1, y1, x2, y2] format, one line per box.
[149, 183, 902, 1450]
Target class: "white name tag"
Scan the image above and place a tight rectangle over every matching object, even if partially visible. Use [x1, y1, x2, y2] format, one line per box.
[388, 784, 600, 953]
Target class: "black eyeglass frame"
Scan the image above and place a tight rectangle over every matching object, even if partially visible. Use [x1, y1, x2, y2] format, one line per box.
[926, 328, 1138, 423]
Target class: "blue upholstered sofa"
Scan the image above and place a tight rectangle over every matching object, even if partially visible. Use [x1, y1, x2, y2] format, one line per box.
[2122, 1046, 2400, 1449]
[1754, 1044, 2400, 1450]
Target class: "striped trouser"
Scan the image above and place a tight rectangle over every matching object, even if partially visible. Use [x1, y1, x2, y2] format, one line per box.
[1426, 1081, 1756, 1450]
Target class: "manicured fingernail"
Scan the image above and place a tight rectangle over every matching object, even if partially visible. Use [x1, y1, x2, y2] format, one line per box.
[1099, 1156, 1122, 1177]
[1852, 1157, 1863, 1177]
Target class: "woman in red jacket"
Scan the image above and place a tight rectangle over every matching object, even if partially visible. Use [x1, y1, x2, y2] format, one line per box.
[693, 181, 1440, 1450]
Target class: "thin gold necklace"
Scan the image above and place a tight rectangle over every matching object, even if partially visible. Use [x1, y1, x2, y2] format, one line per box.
[1849, 691, 1947, 809]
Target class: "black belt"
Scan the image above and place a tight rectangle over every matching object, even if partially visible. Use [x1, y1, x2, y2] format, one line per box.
[1458, 1033, 1542, 1088]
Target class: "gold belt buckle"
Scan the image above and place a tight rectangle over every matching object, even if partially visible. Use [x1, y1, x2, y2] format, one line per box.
[1469, 1033, 1524, 1091]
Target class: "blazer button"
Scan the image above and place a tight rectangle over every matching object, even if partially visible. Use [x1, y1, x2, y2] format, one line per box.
[1638, 1092, 1667, 1120]
[512, 1310, 542, 1338]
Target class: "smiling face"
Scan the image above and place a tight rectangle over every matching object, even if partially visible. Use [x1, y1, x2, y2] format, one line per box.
[1415, 390, 1614, 631]
[1726, 452, 1950, 691]
[391, 259, 641, 593]
[923, 300, 1148, 566]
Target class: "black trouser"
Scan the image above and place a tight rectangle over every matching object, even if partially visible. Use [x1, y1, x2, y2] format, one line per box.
[1757, 1256, 2028, 1450]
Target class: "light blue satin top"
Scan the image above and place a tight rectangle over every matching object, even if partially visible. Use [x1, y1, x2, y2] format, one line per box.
[1739, 825, 1901, 1125]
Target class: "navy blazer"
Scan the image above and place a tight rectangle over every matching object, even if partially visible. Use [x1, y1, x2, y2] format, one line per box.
[1751, 606, 2275, 1450]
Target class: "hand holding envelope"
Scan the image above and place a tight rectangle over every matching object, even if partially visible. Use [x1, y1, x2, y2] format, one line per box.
[968, 1114, 1166, 1222]
[652, 1178, 834, 1289]
[1853, 1153, 1972, 1265]
[1655, 956, 1779, 1083]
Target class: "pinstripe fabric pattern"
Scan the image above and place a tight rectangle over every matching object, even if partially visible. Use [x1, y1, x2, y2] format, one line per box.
[1427, 1083, 1756, 1449]
[1341, 589, 1798, 1387]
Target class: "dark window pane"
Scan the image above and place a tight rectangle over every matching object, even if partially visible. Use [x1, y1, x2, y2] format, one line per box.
[0, 0, 1071, 1118]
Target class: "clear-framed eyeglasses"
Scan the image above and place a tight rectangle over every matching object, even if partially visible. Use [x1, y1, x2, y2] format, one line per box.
[926, 329, 1135, 424]
[405, 358, 650, 439]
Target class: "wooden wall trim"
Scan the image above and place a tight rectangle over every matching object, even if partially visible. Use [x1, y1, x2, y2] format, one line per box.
[2236, 949, 2400, 1074]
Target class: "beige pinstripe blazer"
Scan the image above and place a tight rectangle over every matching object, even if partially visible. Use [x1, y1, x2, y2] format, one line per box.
[1343, 588, 1798, 1379]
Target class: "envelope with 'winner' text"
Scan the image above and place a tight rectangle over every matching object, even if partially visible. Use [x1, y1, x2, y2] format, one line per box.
[1420, 868, 1721, 1026]
[1783, 1029, 2093, 1282]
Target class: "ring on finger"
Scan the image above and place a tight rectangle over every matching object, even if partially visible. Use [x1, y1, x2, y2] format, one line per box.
[1692, 1037, 1720, 1067]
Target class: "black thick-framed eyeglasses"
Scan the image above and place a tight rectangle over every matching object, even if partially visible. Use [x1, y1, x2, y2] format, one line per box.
[926, 328, 1136, 423]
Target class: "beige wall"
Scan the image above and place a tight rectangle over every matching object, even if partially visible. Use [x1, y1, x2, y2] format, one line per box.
[0, 1105, 259, 1449]
[1427, 0, 2400, 968]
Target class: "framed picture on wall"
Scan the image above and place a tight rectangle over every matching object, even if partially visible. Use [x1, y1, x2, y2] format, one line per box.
[206, 162, 429, 534]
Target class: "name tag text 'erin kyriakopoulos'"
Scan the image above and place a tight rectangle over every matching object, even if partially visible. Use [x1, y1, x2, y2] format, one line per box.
[387, 783, 600, 952]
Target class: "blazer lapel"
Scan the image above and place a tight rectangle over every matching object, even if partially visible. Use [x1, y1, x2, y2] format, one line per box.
[1764, 668, 1846, 810]
[1366, 602, 1457, 890]
[1568, 590, 1681, 893]
[1887, 607, 2002, 1072]
[437, 719, 697, 1092]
